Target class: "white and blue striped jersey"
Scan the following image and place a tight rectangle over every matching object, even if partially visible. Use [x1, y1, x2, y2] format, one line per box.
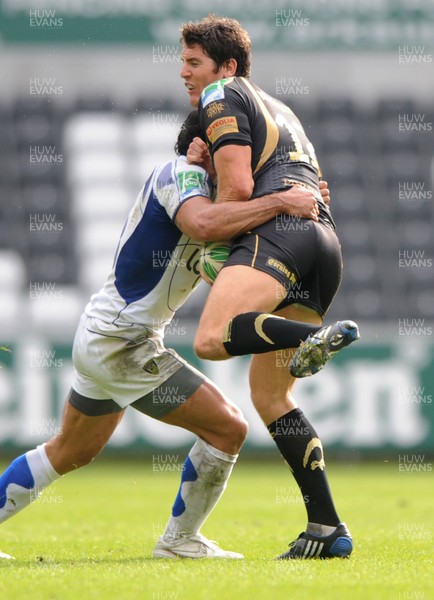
[85, 156, 212, 337]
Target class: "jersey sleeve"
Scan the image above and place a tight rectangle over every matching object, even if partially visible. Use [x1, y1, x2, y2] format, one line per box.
[155, 158, 212, 222]
[199, 79, 252, 156]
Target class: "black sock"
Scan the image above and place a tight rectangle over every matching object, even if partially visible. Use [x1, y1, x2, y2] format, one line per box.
[223, 312, 320, 356]
[268, 408, 340, 527]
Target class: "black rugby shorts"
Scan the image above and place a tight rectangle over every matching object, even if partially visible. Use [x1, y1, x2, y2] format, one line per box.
[223, 218, 342, 317]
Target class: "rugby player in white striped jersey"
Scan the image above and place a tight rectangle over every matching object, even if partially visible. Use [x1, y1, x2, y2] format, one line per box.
[0, 110, 321, 560]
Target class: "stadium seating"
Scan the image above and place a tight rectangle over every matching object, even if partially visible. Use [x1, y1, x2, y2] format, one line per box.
[1, 95, 433, 331]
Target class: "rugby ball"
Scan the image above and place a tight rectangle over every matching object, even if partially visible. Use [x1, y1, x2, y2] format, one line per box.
[198, 241, 232, 285]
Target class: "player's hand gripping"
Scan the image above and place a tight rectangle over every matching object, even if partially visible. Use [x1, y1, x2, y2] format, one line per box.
[187, 137, 217, 181]
[319, 180, 330, 205]
[187, 136, 331, 219]
[272, 180, 331, 220]
[274, 185, 319, 221]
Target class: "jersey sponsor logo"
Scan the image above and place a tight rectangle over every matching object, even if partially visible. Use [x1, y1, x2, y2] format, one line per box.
[206, 116, 239, 144]
[266, 258, 297, 285]
[177, 170, 205, 200]
[206, 101, 226, 119]
[143, 359, 159, 375]
[201, 78, 231, 107]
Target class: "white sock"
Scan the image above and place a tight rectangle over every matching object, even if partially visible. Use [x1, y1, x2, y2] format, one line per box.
[162, 438, 238, 542]
[0, 444, 60, 524]
[307, 522, 337, 536]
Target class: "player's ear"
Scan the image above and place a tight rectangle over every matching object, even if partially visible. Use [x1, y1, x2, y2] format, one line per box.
[222, 58, 237, 77]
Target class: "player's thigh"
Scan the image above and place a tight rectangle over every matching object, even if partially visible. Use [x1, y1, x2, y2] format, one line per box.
[278, 302, 323, 327]
[45, 397, 125, 474]
[128, 357, 248, 454]
[197, 264, 286, 337]
[160, 380, 248, 454]
[249, 303, 323, 425]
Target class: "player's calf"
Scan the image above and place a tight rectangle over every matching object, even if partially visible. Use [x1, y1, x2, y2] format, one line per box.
[195, 312, 321, 360]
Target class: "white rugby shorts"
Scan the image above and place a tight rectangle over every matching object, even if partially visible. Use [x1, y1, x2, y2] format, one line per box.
[71, 314, 206, 414]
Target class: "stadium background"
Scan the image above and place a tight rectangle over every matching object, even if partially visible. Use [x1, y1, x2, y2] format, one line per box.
[0, 0, 433, 460]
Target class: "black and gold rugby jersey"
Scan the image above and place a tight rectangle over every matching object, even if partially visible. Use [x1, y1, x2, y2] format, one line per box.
[198, 77, 335, 230]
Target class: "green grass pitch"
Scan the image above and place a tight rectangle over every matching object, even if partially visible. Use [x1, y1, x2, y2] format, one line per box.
[0, 457, 432, 599]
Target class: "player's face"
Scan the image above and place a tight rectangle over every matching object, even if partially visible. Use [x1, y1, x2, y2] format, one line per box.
[180, 44, 228, 107]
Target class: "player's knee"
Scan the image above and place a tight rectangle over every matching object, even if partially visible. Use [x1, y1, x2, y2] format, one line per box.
[209, 406, 248, 454]
[194, 331, 225, 360]
[193, 330, 211, 358]
[71, 446, 100, 469]
[235, 414, 249, 446]
[47, 437, 106, 473]
[226, 409, 249, 449]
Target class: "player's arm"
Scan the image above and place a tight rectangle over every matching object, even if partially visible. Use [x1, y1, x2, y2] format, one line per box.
[187, 137, 330, 216]
[187, 138, 252, 202]
[175, 186, 318, 242]
[197, 84, 255, 203]
[212, 148, 332, 206]
[203, 146, 330, 207]
[213, 145, 253, 202]
[185, 136, 254, 203]
[188, 137, 332, 207]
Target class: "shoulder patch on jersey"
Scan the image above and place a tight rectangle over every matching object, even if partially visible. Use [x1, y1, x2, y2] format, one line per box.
[201, 78, 232, 107]
[206, 116, 239, 144]
[206, 101, 226, 119]
[177, 170, 205, 200]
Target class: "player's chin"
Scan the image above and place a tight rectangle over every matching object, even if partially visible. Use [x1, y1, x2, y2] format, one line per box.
[188, 92, 200, 108]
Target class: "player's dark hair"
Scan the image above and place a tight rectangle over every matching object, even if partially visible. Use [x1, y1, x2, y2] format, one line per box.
[180, 14, 251, 78]
[175, 110, 203, 156]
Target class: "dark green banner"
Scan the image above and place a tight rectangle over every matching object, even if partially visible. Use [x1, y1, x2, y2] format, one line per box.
[0, 0, 433, 49]
[0, 336, 432, 453]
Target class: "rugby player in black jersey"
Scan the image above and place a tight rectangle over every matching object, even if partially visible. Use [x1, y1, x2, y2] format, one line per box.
[180, 15, 359, 559]
[0, 111, 323, 561]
